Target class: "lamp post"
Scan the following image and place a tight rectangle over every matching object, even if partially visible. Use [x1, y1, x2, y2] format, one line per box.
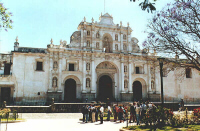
[157, 57, 165, 123]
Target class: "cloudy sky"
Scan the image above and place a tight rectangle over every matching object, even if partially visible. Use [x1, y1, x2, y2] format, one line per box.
[0, 0, 173, 53]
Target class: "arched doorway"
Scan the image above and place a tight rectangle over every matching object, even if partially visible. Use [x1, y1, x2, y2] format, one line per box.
[64, 79, 76, 102]
[98, 75, 113, 101]
[133, 81, 142, 101]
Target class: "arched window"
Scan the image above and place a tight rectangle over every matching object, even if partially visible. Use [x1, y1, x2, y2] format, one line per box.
[86, 78, 90, 88]
[123, 34, 126, 40]
[52, 77, 58, 87]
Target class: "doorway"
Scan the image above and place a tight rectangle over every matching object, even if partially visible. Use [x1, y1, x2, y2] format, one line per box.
[133, 81, 142, 101]
[64, 79, 76, 102]
[98, 75, 113, 101]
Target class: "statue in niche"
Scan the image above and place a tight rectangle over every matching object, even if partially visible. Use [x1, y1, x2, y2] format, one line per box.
[151, 81, 154, 89]
[124, 81, 128, 88]
[123, 44, 127, 50]
[87, 40, 90, 47]
[86, 78, 90, 88]
[96, 32, 99, 38]
[124, 65, 127, 72]
[53, 77, 57, 87]
[86, 63, 90, 70]
[96, 42, 99, 48]
[53, 61, 58, 69]
[115, 44, 118, 51]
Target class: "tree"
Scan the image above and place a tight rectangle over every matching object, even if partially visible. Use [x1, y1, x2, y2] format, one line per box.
[130, 0, 157, 13]
[0, 2, 13, 31]
[143, 0, 200, 71]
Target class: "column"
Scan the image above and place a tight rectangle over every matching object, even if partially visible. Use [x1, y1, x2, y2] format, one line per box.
[49, 57, 53, 90]
[114, 73, 118, 98]
[91, 60, 96, 93]
[121, 62, 124, 92]
[128, 62, 132, 93]
[58, 53, 62, 91]
[82, 60, 86, 93]
[120, 34, 123, 52]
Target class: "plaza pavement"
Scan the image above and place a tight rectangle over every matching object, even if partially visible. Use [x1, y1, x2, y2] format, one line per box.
[0, 113, 133, 131]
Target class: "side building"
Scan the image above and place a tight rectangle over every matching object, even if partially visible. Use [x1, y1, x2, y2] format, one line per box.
[1, 13, 200, 105]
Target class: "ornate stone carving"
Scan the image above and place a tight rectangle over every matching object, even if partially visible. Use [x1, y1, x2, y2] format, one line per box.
[96, 62, 116, 70]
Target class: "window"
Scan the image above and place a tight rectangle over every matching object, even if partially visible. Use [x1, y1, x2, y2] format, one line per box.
[87, 40, 90, 47]
[115, 34, 118, 41]
[135, 67, 139, 74]
[69, 64, 74, 71]
[186, 68, 192, 78]
[123, 34, 126, 40]
[87, 31, 90, 36]
[36, 62, 43, 71]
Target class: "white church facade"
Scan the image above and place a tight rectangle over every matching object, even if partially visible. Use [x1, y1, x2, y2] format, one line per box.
[0, 13, 200, 105]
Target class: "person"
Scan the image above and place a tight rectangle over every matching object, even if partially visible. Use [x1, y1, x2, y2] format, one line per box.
[81, 105, 86, 122]
[123, 105, 128, 122]
[100, 105, 104, 124]
[88, 104, 92, 122]
[118, 105, 124, 123]
[181, 99, 184, 111]
[91, 105, 96, 123]
[95, 106, 99, 122]
[85, 105, 89, 123]
[113, 104, 118, 122]
[141, 102, 147, 121]
[135, 103, 141, 125]
[129, 103, 136, 123]
[107, 105, 112, 121]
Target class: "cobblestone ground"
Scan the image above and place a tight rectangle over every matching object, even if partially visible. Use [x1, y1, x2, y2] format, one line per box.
[0, 113, 131, 131]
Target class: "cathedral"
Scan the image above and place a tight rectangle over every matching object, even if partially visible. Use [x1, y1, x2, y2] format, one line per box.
[0, 13, 200, 105]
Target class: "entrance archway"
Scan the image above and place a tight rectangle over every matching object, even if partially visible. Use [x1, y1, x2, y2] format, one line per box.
[64, 79, 76, 102]
[133, 81, 142, 101]
[98, 75, 113, 101]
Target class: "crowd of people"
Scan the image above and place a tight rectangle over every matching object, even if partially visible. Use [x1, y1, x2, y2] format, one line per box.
[81, 101, 158, 125]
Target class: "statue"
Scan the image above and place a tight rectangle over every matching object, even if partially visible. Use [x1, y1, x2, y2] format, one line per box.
[86, 79, 90, 88]
[124, 81, 128, 88]
[53, 77, 57, 87]
[86, 63, 90, 70]
[115, 44, 118, 51]
[151, 81, 154, 89]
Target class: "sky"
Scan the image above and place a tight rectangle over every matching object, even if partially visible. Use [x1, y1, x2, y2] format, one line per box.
[0, 0, 173, 53]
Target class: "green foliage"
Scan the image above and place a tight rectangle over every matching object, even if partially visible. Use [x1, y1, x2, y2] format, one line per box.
[0, 2, 13, 31]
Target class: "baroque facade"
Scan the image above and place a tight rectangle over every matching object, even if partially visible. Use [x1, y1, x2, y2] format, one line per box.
[1, 13, 200, 105]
